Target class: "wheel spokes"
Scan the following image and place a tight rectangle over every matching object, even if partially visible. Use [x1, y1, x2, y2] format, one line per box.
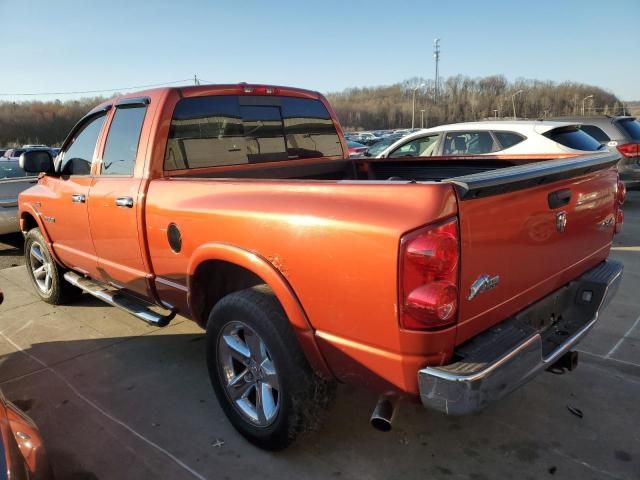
[220, 334, 251, 366]
[33, 265, 46, 279]
[245, 329, 265, 363]
[30, 246, 44, 263]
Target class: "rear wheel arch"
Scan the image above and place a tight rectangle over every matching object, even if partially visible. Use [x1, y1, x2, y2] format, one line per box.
[187, 244, 332, 378]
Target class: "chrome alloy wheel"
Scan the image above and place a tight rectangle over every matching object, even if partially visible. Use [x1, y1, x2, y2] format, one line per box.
[217, 321, 280, 427]
[29, 242, 53, 294]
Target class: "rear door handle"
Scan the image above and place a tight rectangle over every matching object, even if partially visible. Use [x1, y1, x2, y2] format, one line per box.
[116, 197, 134, 208]
[71, 194, 86, 203]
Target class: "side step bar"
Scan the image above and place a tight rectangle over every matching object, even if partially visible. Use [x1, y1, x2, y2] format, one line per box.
[64, 271, 176, 327]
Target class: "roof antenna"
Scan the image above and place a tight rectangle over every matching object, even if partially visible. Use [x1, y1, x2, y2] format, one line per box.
[193, 74, 200, 86]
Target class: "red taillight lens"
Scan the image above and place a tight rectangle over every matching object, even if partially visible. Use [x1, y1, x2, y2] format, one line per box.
[617, 143, 640, 158]
[399, 218, 459, 331]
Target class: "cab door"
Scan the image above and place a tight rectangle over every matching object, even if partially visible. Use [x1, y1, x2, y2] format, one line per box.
[87, 99, 151, 297]
[39, 110, 109, 276]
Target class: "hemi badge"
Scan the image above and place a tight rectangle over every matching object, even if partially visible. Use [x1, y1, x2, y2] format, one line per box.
[468, 274, 500, 301]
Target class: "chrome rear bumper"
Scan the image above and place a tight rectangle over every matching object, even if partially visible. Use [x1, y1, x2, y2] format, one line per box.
[418, 260, 623, 415]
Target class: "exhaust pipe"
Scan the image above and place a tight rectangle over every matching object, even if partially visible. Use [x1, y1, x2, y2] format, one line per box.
[370, 396, 396, 432]
[548, 350, 579, 374]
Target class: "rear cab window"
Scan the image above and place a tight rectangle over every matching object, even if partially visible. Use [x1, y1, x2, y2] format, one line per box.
[165, 95, 342, 170]
[544, 126, 602, 152]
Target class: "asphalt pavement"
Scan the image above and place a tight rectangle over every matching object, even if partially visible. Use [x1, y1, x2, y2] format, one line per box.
[0, 193, 637, 479]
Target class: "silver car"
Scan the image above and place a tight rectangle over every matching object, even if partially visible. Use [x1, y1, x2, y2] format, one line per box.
[0, 159, 37, 235]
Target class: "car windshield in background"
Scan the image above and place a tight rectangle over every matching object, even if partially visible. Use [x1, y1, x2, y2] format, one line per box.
[347, 140, 366, 148]
[544, 127, 602, 151]
[618, 119, 640, 141]
[0, 161, 29, 179]
[366, 137, 397, 156]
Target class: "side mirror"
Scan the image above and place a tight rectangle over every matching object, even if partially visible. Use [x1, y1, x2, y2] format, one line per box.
[19, 150, 53, 174]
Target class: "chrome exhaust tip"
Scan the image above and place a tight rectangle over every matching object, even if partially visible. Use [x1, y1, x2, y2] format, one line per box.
[370, 396, 396, 432]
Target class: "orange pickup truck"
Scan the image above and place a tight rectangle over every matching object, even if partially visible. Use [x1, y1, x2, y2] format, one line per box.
[18, 84, 624, 450]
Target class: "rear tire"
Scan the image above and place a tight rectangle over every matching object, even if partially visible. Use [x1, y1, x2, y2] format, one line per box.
[205, 285, 333, 450]
[24, 227, 80, 305]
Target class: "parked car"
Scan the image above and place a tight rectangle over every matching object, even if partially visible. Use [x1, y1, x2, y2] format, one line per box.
[370, 121, 605, 158]
[19, 83, 624, 450]
[549, 116, 640, 189]
[0, 290, 53, 479]
[3, 148, 28, 160]
[0, 149, 7, 158]
[347, 140, 368, 157]
[0, 159, 37, 235]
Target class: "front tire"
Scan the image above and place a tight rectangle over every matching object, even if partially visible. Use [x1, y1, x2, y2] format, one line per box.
[24, 227, 79, 305]
[205, 285, 332, 450]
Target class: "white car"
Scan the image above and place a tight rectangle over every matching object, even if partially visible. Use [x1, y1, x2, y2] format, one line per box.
[368, 121, 605, 158]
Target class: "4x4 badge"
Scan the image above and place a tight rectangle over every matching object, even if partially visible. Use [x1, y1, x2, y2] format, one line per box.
[468, 274, 500, 300]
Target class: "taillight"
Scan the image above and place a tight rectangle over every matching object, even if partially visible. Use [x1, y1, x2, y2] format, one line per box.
[615, 179, 625, 234]
[617, 143, 640, 158]
[399, 218, 459, 331]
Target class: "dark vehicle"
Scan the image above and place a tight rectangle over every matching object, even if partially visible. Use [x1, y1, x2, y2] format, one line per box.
[551, 116, 640, 189]
[0, 149, 6, 158]
[3, 149, 27, 160]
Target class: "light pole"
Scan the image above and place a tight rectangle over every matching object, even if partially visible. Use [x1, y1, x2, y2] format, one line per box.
[412, 83, 425, 129]
[511, 90, 524, 119]
[420, 109, 425, 128]
[582, 95, 594, 115]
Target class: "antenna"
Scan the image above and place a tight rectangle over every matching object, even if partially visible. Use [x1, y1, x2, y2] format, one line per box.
[433, 39, 441, 103]
[193, 74, 200, 86]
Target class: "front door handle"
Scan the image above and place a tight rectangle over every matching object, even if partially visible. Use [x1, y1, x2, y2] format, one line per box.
[116, 197, 134, 208]
[71, 194, 86, 203]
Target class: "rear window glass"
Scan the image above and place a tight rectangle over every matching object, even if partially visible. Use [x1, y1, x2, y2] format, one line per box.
[494, 131, 525, 149]
[165, 95, 342, 170]
[580, 125, 610, 142]
[545, 127, 602, 151]
[617, 119, 640, 141]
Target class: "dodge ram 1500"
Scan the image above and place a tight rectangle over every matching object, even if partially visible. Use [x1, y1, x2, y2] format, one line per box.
[18, 83, 624, 449]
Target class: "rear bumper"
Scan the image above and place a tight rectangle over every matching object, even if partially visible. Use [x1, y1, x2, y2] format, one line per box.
[418, 260, 623, 415]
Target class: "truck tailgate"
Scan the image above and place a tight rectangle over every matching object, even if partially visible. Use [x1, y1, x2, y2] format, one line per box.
[447, 152, 620, 345]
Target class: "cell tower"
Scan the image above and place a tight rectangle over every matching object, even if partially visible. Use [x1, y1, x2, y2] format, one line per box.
[433, 38, 440, 103]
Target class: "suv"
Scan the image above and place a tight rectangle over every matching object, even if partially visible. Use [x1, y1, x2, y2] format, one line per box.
[368, 121, 605, 159]
[550, 116, 640, 189]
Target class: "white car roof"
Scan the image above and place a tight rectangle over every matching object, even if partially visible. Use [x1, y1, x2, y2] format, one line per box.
[405, 120, 578, 139]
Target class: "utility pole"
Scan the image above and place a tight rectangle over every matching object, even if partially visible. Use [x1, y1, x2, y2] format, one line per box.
[493, 109, 498, 119]
[194, 74, 200, 86]
[420, 109, 425, 128]
[412, 83, 425, 129]
[581, 95, 593, 115]
[511, 90, 524, 119]
[433, 38, 440, 104]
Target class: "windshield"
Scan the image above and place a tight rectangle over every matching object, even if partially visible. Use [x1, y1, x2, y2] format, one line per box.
[366, 137, 397, 156]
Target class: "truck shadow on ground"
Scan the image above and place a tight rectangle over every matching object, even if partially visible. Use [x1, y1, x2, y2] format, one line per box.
[0, 329, 636, 480]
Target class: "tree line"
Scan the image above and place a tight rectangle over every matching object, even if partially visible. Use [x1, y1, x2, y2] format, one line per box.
[0, 75, 631, 146]
[327, 75, 626, 131]
[0, 97, 108, 147]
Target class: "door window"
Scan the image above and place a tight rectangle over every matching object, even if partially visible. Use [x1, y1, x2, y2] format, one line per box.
[389, 135, 438, 158]
[443, 131, 498, 155]
[59, 113, 107, 175]
[101, 106, 147, 176]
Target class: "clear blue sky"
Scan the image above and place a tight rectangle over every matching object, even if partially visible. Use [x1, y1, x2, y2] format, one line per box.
[0, 0, 638, 101]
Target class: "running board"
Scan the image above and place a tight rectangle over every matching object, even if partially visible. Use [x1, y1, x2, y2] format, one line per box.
[63, 271, 176, 327]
